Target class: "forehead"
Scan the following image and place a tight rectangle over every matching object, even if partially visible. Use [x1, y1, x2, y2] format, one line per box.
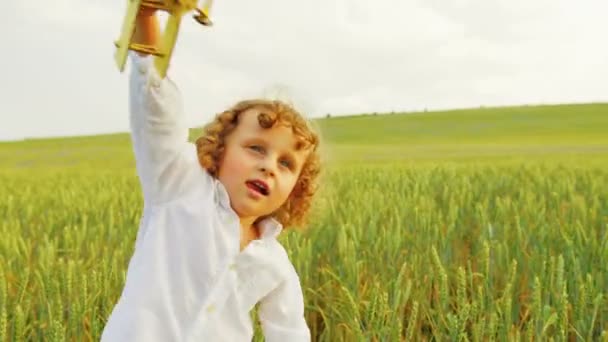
[233, 108, 311, 154]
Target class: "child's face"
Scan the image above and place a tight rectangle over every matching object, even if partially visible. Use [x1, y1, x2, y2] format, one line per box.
[217, 108, 310, 222]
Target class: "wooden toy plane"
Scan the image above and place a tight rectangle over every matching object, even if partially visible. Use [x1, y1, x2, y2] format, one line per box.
[114, 0, 214, 78]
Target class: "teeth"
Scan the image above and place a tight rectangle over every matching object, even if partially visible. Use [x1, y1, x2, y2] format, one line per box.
[255, 181, 266, 190]
[249, 181, 268, 195]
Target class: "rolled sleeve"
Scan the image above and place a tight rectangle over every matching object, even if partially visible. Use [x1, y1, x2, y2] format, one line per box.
[128, 53, 204, 204]
[258, 267, 311, 342]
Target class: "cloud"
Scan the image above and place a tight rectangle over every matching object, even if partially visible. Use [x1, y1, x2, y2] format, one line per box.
[0, 0, 606, 140]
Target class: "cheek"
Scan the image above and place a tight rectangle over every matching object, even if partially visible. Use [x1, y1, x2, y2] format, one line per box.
[276, 177, 299, 201]
[218, 149, 245, 181]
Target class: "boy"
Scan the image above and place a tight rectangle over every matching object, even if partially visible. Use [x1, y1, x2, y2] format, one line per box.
[101, 7, 321, 341]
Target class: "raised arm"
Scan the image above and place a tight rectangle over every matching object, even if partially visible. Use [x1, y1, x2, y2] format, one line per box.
[128, 9, 205, 204]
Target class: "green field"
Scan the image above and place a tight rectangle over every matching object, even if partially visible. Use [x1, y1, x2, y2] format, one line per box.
[1, 103, 607, 340]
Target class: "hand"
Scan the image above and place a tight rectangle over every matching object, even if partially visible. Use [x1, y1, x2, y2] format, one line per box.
[138, 6, 157, 17]
[133, 6, 160, 53]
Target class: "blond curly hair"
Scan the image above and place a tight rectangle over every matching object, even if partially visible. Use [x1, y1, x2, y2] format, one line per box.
[195, 99, 321, 229]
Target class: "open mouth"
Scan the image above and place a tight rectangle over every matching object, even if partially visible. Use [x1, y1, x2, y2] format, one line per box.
[246, 180, 269, 196]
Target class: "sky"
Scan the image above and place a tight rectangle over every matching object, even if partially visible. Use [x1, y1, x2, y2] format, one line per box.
[1, 0, 606, 141]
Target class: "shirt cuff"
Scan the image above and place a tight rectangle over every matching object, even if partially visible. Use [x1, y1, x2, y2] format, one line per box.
[128, 52, 168, 86]
[260, 318, 311, 342]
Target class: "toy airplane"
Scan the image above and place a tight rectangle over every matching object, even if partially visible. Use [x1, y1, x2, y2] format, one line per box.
[114, 0, 214, 78]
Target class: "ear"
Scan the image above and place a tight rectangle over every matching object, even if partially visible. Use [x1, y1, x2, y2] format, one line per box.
[211, 146, 227, 176]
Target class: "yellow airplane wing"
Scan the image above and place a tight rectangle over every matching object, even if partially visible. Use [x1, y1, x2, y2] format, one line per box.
[114, 0, 214, 77]
[194, 0, 213, 26]
[154, 9, 184, 78]
[114, 0, 142, 73]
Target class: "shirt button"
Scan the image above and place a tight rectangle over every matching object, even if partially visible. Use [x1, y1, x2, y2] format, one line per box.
[206, 304, 216, 313]
[137, 62, 147, 74]
[150, 78, 161, 89]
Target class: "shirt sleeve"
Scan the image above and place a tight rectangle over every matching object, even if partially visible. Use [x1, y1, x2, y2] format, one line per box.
[258, 266, 311, 342]
[128, 53, 205, 204]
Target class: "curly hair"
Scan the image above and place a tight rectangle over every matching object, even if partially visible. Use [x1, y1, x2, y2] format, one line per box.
[195, 99, 321, 229]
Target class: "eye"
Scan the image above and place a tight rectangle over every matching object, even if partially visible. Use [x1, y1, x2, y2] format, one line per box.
[279, 159, 293, 169]
[248, 145, 265, 153]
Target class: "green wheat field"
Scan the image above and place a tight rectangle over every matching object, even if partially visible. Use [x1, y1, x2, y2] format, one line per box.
[1, 103, 607, 341]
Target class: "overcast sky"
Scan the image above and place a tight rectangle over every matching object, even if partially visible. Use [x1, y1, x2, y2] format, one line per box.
[1, 0, 606, 141]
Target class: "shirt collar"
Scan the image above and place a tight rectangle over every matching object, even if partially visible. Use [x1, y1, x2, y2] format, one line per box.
[257, 216, 283, 239]
[215, 179, 232, 210]
[215, 180, 284, 239]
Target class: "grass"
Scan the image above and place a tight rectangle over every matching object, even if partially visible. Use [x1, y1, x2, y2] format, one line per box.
[1, 103, 607, 340]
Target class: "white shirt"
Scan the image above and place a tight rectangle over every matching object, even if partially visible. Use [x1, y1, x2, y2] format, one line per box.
[101, 54, 310, 342]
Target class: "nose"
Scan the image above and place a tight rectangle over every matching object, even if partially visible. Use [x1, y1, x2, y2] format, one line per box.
[259, 156, 276, 177]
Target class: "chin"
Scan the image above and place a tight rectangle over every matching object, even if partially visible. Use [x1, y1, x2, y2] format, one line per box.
[232, 202, 260, 218]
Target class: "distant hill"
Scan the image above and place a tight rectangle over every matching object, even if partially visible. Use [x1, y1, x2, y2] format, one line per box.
[317, 103, 608, 145]
[1, 103, 607, 168]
